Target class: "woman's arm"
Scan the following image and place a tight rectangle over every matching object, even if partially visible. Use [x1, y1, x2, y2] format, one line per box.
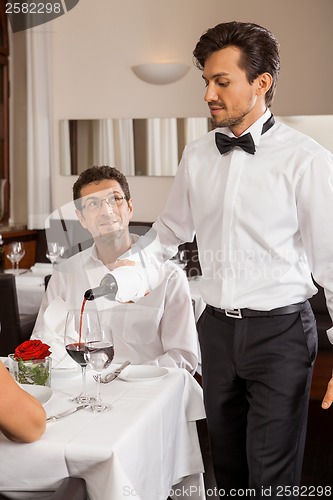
[0, 361, 46, 442]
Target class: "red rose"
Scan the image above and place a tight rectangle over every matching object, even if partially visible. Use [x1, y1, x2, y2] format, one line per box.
[14, 340, 51, 361]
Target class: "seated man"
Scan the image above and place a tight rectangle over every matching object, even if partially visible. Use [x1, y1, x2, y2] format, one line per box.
[32, 166, 198, 373]
[0, 361, 46, 442]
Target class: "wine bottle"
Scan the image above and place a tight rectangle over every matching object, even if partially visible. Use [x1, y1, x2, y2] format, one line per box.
[84, 273, 118, 301]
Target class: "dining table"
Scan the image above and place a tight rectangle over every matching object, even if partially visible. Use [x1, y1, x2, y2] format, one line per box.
[0, 361, 206, 500]
[6, 264, 53, 315]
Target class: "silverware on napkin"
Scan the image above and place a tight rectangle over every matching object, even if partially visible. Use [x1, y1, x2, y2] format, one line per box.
[46, 405, 88, 423]
[94, 360, 131, 384]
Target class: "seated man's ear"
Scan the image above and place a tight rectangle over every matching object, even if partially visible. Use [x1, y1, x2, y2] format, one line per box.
[76, 208, 88, 229]
[127, 199, 134, 219]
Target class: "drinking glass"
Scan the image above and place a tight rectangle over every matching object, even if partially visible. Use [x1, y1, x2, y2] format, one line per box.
[171, 249, 188, 271]
[84, 323, 114, 413]
[178, 250, 189, 270]
[64, 309, 97, 404]
[46, 242, 62, 265]
[6, 241, 25, 275]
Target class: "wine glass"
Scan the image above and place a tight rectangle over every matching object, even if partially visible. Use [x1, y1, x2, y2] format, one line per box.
[46, 242, 61, 265]
[178, 250, 189, 270]
[6, 241, 25, 275]
[84, 322, 114, 413]
[64, 309, 97, 405]
[171, 249, 188, 271]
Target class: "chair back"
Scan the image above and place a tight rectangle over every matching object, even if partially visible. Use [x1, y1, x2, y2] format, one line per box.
[0, 274, 28, 356]
[44, 274, 52, 290]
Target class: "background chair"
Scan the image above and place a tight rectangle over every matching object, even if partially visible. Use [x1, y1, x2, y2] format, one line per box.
[44, 274, 52, 290]
[0, 273, 37, 356]
[0, 477, 88, 500]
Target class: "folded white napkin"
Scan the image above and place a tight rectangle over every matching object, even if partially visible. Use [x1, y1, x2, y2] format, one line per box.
[42, 297, 77, 369]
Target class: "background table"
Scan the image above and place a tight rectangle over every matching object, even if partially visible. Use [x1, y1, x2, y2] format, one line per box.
[6, 265, 52, 315]
[15, 273, 45, 315]
[0, 365, 206, 500]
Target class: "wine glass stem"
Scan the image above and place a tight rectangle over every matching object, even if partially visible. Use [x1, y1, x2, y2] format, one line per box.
[95, 373, 102, 403]
[81, 365, 88, 395]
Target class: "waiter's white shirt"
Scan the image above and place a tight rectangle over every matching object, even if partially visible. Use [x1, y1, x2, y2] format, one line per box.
[127, 109, 333, 342]
[32, 236, 198, 373]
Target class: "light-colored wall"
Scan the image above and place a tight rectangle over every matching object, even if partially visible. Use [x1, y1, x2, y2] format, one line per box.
[9, 0, 333, 225]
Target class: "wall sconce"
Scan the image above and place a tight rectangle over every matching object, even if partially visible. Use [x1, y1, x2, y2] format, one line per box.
[131, 63, 190, 85]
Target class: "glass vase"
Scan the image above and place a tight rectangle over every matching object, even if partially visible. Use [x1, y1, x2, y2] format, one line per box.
[8, 354, 52, 386]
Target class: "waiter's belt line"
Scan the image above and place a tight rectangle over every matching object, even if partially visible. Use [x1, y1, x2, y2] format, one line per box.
[206, 302, 307, 319]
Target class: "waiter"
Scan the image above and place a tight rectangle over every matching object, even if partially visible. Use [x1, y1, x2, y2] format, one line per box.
[115, 21, 333, 498]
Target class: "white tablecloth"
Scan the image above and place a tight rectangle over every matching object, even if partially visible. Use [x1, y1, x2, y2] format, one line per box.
[0, 365, 206, 500]
[5, 267, 51, 315]
[15, 272, 45, 315]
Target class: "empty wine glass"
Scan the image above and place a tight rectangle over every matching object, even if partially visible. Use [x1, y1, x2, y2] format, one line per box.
[84, 322, 114, 413]
[64, 309, 97, 405]
[46, 242, 62, 265]
[6, 241, 25, 275]
[171, 250, 188, 271]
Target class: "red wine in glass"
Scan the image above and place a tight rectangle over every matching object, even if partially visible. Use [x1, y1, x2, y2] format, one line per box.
[64, 306, 99, 404]
[65, 343, 87, 366]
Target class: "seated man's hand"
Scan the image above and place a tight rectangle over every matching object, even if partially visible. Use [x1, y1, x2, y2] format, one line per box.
[321, 374, 333, 409]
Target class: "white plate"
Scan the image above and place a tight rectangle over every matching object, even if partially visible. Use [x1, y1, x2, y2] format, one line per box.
[118, 365, 168, 382]
[19, 384, 53, 406]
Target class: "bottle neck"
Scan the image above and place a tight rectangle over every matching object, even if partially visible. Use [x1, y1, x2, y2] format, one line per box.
[84, 273, 118, 301]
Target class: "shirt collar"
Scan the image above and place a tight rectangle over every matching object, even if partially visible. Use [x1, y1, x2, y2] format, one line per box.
[88, 233, 138, 264]
[244, 108, 273, 147]
[218, 108, 273, 147]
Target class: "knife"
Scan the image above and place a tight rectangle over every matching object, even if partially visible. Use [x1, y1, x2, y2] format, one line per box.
[101, 360, 131, 383]
[46, 405, 88, 423]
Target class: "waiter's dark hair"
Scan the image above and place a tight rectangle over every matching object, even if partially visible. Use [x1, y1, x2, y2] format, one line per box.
[73, 165, 131, 210]
[193, 21, 280, 107]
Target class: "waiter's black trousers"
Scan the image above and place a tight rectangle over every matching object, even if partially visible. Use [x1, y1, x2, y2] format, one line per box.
[197, 302, 317, 499]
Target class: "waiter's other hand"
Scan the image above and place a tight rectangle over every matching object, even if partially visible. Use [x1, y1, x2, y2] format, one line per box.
[321, 374, 333, 409]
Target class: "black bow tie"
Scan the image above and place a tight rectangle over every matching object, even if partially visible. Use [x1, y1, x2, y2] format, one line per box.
[215, 114, 275, 156]
[215, 132, 255, 155]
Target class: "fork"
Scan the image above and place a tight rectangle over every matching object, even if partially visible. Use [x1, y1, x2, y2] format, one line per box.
[93, 361, 131, 384]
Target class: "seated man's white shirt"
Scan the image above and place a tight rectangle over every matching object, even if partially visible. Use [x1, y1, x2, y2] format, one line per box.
[31, 238, 198, 373]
